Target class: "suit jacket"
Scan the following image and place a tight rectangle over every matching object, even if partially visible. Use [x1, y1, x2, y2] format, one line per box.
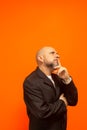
[23, 67, 78, 130]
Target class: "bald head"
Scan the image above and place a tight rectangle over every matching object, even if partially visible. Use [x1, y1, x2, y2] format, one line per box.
[35, 46, 60, 75]
[36, 46, 55, 63]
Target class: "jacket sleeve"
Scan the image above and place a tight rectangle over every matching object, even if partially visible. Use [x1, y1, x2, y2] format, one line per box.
[23, 79, 67, 119]
[60, 79, 78, 106]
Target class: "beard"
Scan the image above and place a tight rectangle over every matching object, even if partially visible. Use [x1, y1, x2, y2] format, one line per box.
[46, 63, 54, 68]
[45, 62, 59, 70]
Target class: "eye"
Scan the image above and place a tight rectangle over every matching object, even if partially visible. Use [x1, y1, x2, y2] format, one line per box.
[50, 51, 55, 54]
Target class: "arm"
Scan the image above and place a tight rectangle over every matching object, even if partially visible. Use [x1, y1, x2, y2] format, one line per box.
[60, 79, 78, 106]
[23, 79, 67, 119]
[56, 66, 78, 106]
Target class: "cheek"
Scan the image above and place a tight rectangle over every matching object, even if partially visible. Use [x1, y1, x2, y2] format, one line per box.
[45, 55, 54, 63]
[45, 58, 52, 63]
[47, 56, 53, 61]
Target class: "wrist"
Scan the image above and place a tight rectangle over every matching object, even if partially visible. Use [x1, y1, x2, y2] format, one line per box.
[62, 76, 72, 84]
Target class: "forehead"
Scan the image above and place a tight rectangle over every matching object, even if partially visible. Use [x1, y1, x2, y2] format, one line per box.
[37, 47, 58, 57]
[45, 47, 57, 53]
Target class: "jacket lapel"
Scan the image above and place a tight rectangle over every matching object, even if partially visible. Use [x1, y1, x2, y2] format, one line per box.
[35, 67, 54, 87]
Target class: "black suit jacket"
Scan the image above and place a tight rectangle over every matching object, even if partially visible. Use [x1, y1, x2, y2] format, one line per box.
[23, 67, 78, 130]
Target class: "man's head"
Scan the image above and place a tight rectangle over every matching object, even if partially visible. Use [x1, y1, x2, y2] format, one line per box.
[36, 46, 60, 71]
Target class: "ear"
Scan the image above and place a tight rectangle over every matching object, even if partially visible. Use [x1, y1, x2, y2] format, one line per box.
[38, 55, 44, 62]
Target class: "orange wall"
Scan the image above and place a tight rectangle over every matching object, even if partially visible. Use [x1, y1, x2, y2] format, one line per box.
[0, 0, 87, 130]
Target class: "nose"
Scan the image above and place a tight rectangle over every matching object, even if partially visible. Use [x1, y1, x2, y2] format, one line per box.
[56, 53, 60, 58]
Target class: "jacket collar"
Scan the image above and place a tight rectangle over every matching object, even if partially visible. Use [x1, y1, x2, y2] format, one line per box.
[35, 67, 54, 87]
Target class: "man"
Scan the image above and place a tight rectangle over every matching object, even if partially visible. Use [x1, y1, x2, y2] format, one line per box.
[23, 46, 78, 130]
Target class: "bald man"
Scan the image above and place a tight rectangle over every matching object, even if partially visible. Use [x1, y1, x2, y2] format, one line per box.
[23, 46, 78, 130]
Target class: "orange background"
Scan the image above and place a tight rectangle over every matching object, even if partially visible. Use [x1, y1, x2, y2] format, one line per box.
[0, 0, 87, 130]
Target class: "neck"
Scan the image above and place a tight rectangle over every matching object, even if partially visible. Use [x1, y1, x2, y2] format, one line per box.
[38, 65, 52, 76]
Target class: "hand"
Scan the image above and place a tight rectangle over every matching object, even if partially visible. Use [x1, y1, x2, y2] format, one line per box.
[57, 66, 70, 79]
[53, 60, 71, 84]
[53, 59, 69, 80]
[59, 93, 68, 106]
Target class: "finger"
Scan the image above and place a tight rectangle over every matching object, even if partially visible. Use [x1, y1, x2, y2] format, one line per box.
[54, 65, 61, 69]
[58, 67, 66, 75]
[60, 93, 64, 97]
[54, 60, 61, 70]
[58, 59, 61, 67]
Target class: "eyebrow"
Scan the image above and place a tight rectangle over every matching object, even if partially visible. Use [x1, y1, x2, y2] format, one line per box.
[49, 51, 59, 54]
[49, 51, 60, 57]
[49, 51, 55, 54]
